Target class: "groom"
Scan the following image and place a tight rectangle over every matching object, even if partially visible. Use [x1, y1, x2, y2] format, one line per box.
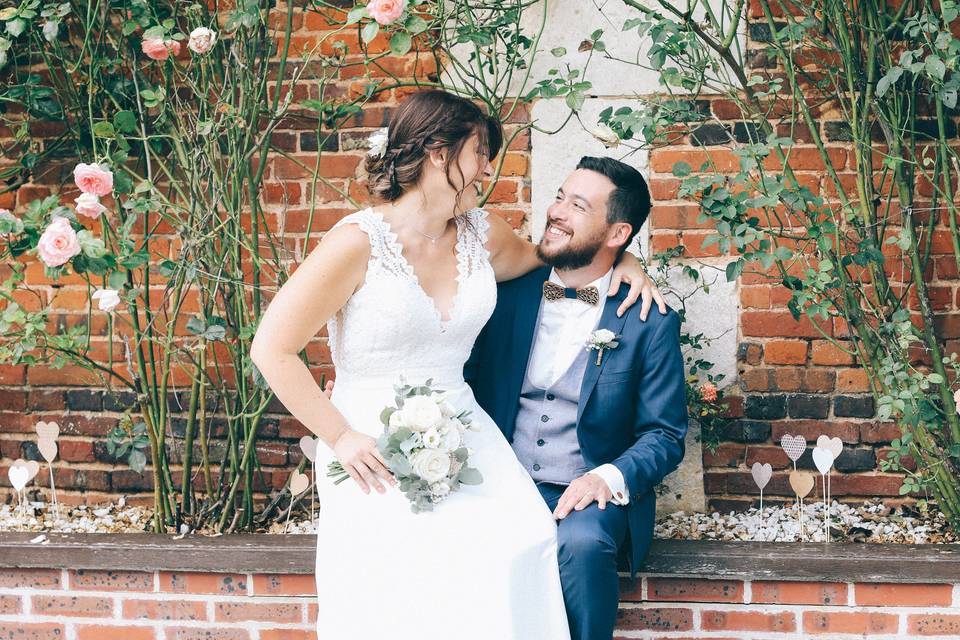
[466, 156, 688, 640]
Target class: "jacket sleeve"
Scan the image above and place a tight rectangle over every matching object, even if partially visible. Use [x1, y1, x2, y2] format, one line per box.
[611, 310, 688, 498]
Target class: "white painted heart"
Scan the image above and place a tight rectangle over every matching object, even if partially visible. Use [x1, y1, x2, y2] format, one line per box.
[8, 464, 29, 492]
[780, 434, 806, 462]
[789, 470, 815, 499]
[35, 421, 60, 442]
[38, 440, 58, 463]
[816, 434, 843, 460]
[289, 469, 310, 496]
[299, 436, 318, 463]
[812, 446, 835, 475]
[751, 462, 772, 491]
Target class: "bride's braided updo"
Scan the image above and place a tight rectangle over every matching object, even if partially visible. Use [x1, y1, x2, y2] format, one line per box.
[365, 90, 502, 204]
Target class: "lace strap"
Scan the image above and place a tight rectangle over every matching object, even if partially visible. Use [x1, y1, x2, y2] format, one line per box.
[330, 209, 410, 279]
[456, 208, 491, 276]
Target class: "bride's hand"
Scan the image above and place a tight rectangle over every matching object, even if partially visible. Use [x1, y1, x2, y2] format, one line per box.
[609, 252, 667, 320]
[333, 430, 396, 494]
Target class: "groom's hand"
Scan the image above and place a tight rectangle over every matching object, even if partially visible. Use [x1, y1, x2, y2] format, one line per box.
[552, 474, 613, 519]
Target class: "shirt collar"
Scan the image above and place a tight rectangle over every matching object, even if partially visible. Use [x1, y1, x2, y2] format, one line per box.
[549, 268, 613, 303]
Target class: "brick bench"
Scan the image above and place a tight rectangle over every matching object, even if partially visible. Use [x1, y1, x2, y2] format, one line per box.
[0, 534, 958, 638]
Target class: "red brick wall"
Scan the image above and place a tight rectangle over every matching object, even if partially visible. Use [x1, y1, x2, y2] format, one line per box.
[3, 566, 958, 638]
[0, 3, 925, 510]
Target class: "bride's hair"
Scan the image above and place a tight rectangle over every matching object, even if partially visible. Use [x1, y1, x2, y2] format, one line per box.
[365, 90, 503, 206]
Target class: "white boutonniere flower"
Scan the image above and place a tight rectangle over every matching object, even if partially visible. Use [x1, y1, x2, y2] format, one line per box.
[586, 328, 620, 366]
[367, 127, 389, 159]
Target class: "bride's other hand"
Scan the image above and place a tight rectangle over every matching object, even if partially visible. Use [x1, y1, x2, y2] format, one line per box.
[333, 430, 395, 494]
[609, 252, 667, 320]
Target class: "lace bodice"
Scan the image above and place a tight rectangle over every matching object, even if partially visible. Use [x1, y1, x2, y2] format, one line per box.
[326, 207, 496, 387]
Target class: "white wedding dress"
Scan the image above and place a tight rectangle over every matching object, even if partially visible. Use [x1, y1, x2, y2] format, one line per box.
[313, 207, 571, 640]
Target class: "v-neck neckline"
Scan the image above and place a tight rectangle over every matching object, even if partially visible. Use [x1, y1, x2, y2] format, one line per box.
[373, 209, 466, 325]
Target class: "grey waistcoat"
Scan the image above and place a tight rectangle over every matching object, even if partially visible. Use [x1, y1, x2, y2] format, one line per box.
[512, 339, 590, 485]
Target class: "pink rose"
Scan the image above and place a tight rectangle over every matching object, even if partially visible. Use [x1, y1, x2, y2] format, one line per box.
[188, 27, 217, 54]
[74, 193, 107, 219]
[37, 217, 81, 268]
[73, 162, 113, 197]
[700, 382, 718, 403]
[141, 37, 180, 60]
[367, 0, 406, 25]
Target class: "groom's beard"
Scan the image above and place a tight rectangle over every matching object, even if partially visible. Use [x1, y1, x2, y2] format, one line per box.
[536, 224, 606, 271]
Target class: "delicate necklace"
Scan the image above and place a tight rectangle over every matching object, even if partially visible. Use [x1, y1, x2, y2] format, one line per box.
[415, 226, 443, 244]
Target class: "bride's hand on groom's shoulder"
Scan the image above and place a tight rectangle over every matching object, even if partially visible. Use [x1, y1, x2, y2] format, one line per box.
[609, 252, 668, 321]
[332, 429, 396, 495]
[552, 474, 613, 520]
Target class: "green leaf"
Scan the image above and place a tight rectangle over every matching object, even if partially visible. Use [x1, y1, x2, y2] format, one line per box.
[6, 18, 26, 37]
[404, 14, 427, 34]
[725, 259, 743, 282]
[550, 47, 566, 57]
[672, 161, 692, 177]
[113, 110, 137, 134]
[361, 21, 379, 44]
[92, 121, 116, 138]
[186, 315, 206, 336]
[390, 31, 411, 56]
[876, 67, 902, 97]
[925, 55, 946, 80]
[107, 270, 126, 290]
[128, 449, 147, 474]
[457, 467, 483, 485]
[346, 7, 366, 24]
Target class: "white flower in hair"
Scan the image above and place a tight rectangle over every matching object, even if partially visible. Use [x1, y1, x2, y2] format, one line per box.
[367, 127, 389, 159]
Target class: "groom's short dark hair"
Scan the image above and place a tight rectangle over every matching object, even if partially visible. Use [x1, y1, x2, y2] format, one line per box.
[576, 156, 651, 250]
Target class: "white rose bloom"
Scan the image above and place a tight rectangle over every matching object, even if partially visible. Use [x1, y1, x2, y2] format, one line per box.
[439, 421, 462, 450]
[590, 123, 620, 148]
[367, 128, 389, 158]
[400, 395, 443, 432]
[437, 397, 457, 418]
[74, 193, 107, 218]
[421, 427, 443, 449]
[188, 27, 218, 54]
[593, 329, 616, 343]
[387, 409, 405, 433]
[410, 449, 451, 483]
[91, 289, 121, 312]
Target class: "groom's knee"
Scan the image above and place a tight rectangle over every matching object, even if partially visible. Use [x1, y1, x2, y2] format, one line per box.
[557, 509, 619, 569]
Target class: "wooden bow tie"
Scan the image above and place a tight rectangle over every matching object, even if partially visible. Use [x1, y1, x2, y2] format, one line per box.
[542, 281, 600, 305]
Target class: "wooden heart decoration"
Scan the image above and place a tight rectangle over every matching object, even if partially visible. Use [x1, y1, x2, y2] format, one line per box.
[751, 462, 772, 491]
[289, 469, 310, 496]
[37, 440, 58, 463]
[812, 446, 835, 475]
[816, 434, 843, 460]
[789, 470, 815, 499]
[780, 434, 806, 462]
[35, 421, 60, 442]
[299, 435, 318, 463]
[8, 463, 29, 492]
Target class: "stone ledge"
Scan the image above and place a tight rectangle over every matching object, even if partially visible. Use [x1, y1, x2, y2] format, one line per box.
[0, 533, 958, 583]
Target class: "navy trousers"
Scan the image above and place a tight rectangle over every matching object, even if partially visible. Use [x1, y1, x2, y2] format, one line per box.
[537, 482, 629, 640]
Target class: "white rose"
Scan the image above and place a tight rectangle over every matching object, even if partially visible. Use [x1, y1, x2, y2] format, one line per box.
[590, 123, 621, 148]
[91, 289, 121, 312]
[188, 27, 218, 54]
[593, 329, 616, 343]
[74, 193, 107, 219]
[367, 128, 389, 159]
[439, 422, 462, 451]
[399, 395, 443, 432]
[387, 409, 406, 433]
[422, 427, 443, 449]
[410, 449, 451, 483]
[437, 397, 457, 418]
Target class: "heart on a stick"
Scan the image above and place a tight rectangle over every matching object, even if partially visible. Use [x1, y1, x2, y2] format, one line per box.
[816, 434, 843, 460]
[812, 447, 835, 475]
[8, 464, 29, 492]
[289, 469, 310, 496]
[780, 434, 806, 462]
[789, 470, 815, 499]
[751, 462, 772, 491]
[299, 436, 318, 463]
[36, 421, 60, 463]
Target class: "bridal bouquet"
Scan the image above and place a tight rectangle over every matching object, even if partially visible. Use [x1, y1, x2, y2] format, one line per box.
[327, 379, 483, 513]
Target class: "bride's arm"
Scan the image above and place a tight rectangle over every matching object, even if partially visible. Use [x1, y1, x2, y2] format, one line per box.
[485, 211, 668, 319]
[250, 225, 394, 494]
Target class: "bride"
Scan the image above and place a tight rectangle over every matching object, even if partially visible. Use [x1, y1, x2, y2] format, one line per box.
[250, 89, 659, 639]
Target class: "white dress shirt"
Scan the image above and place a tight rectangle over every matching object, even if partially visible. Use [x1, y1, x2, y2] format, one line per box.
[526, 268, 630, 505]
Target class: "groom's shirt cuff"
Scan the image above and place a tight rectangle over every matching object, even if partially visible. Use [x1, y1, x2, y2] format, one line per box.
[587, 464, 630, 505]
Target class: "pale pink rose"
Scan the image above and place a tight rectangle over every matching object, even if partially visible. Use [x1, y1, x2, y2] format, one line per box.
[37, 217, 81, 268]
[141, 37, 180, 60]
[92, 289, 121, 312]
[701, 382, 718, 403]
[74, 193, 107, 219]
[72, 163, 113, 197]
[954, 387, 960, 414]
[367, 0, 406, 25]
[188, 27, 217, 54]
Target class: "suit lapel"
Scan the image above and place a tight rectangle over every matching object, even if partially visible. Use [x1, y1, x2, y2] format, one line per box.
[577, 290, 630, 422]
[505, 267, 552, 438]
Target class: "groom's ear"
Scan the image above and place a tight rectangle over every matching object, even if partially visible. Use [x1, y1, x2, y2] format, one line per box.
[607, 222, 633, 249]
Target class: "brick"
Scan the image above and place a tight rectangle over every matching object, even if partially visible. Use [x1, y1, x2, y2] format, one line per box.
[744, 394, 786, 419]
[834, 394, 875, 417]
[0, 623, 65, 638]
[0, 594, 21, 614]
[860, 421, 901, 444]
[804, 611, 899, 634]
[718, 420, 771, 443]
[834, 447, 877, 472]
[802, 369, 836, 393]
[855, 582, 953, 607]
[741, 310, 832, 338]
[737, 342, 763, 365]
[163, 629, 250, 640]
[837, 367, 870, 391]
[251, 573, 317, 596]
[615, 606, 693, 631]
[32, 594, 114, 617]
[123, 598, 207, 621]
[70, 569, 154, 591]
[259, 632, 316, 640]
[811, 340, 856, 365]
[159, 572, 247, 595]
[764, 340, 808, 364]
[214, 601, 303, 622]
[76, 626, 157, 640]
[701, 609, 796, 632]
[752, 580, 848, 605]
[909, 614, 960, 635]
[646, 578, 743, 603]
[0, 567, 61, 589]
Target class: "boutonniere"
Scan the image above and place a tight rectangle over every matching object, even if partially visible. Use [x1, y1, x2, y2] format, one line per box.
[585, 329, 621, 366]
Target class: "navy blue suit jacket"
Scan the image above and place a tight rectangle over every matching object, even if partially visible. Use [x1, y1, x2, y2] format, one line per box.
[465, 266, 688, 576]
